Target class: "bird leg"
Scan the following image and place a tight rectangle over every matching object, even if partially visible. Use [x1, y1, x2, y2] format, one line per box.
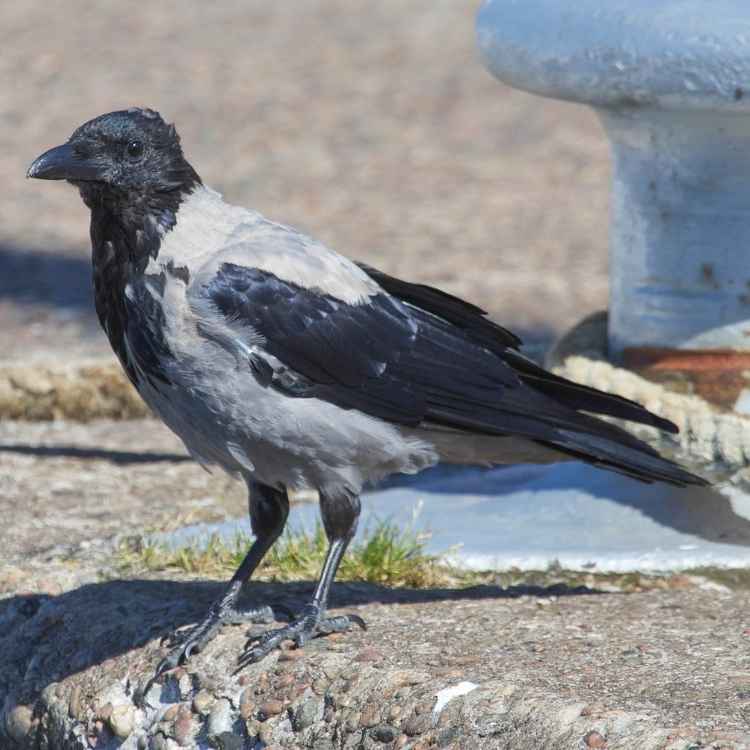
[238, 489, 366, 668]
[155, 482, 289, 676]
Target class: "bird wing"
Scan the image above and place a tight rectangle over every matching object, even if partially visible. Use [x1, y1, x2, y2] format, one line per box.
[355, 263, 522, 350]
[199, 263, 427, 424]
[186, 227, 541, 426]
[185, 233, 703, 485]
[188, 234, 639, 436]
[355, 262, 680, 434]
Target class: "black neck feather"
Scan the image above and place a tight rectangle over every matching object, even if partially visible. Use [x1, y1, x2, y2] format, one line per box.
[86, 174, 199, 380]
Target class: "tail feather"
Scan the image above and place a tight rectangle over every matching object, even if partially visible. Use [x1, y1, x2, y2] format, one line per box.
[426, 372, 706, 487]
[498, 352, 705, 486]
[546, 428, 706, 487]
[503, 350, 679, 434]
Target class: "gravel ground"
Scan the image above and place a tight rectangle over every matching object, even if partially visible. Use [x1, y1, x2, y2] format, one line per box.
[3, 569, 750, 748]
[0, 419, 245, 566]
[1, 0, 609, 363]
[2, 417, 750, 746]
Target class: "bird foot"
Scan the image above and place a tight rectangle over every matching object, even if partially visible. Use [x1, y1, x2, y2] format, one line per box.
[236, 603, 367, 670]
[155, 603, 275, 678]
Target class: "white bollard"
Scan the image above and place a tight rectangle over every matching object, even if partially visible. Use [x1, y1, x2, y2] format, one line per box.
[477, 0, 750, 409]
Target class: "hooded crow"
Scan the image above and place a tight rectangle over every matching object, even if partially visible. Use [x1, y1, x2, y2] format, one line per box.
[28, 108, 706, 672]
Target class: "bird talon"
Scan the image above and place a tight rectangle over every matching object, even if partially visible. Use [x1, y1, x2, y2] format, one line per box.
[348, 614, 368, 631]
[235, 610, 367, 670]
[160, 630, 182, 647]
[154, 602, 277, 679]
[257, 605, 276, 624]
[256, 630, 276, 646]
[154, 653, 178, 680]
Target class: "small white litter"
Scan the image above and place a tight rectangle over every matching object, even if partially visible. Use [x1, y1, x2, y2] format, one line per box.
[433, 681, 479, 715]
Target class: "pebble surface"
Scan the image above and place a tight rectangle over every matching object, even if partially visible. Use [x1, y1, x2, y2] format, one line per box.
[3, 572, 750, 748]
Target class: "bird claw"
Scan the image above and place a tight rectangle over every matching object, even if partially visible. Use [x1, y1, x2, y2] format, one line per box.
[235, 606, 367, 671]
[159, 624, 194, 649]
[155, 603, 276, 677]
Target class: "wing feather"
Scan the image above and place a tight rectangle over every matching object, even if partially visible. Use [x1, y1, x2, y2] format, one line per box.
[190, 260, 704, 486]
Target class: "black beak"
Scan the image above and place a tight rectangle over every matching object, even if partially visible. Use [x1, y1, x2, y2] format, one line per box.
[27, 143, 103, 181]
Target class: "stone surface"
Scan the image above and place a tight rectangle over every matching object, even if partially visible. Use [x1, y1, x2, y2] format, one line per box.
[0, 418, 247, 569]
[2, 571, 750, 748]
[4, 410, 749, 745]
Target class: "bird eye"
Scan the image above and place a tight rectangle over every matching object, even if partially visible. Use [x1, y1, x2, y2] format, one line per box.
[126, 140, 144, 159]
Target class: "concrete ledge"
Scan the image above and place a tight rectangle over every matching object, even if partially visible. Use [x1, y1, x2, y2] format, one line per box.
[3, 578, 750, 749]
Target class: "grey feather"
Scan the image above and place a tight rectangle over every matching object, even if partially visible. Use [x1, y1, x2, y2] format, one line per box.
[126, 185, 701, 490]
[124, 187, 438, 495]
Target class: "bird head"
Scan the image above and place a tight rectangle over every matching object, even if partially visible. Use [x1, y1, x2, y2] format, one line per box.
[27, 108, 201, 208]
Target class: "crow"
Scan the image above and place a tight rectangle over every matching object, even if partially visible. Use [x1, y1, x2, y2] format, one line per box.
[27, 108, 706, 673]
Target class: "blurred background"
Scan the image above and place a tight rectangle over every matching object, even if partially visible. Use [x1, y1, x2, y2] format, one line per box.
[1, 0, 609, 365]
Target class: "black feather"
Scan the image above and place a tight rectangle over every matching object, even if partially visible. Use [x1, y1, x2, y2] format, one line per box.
[201, 263, 705, 487]
[501, 349, 679, 435]
[358, 263, 679, 435]
[357, 262, 522, 350]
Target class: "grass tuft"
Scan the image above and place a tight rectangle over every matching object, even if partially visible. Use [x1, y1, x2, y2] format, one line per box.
[118, 519, 450, 588]
[117, 521, 750, 593]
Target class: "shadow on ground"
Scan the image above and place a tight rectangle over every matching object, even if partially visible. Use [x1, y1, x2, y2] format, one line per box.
[0, 576, 604, 704]
[0, 242, 92, 311]
[0, 444, 190, 464]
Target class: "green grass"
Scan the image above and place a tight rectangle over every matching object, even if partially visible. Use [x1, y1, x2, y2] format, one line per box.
[118, 520, 456, 588]
[117, 520, 750, 592]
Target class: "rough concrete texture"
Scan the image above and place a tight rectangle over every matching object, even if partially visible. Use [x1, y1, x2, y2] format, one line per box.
[4, 567, 750, 750]
[2, 416, 750, 748]
[0, 419, 244, 566]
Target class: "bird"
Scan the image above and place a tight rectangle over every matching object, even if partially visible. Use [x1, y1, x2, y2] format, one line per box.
[27, 108, 706, 673]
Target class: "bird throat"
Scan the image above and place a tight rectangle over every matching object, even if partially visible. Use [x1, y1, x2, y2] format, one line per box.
[86, 184, 186, 383]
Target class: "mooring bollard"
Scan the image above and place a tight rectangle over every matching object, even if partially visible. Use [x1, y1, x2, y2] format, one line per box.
[477, 0, 750, 410]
